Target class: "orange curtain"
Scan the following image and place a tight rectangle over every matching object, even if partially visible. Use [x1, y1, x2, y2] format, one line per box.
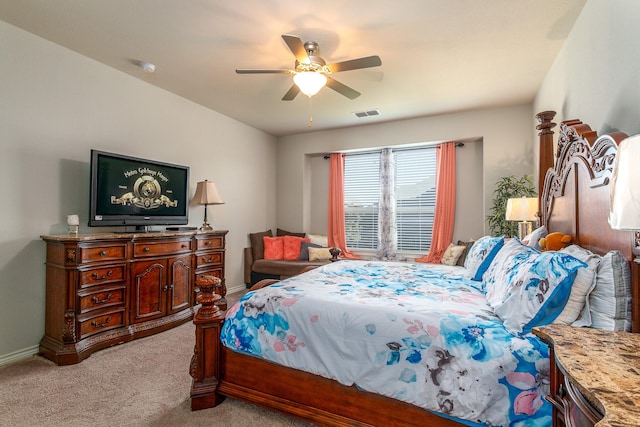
[328, 153, 360, 259]
[415, 142, 456, 263]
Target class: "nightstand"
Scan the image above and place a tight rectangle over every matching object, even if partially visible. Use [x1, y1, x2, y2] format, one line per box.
[533, 324, 640, 426]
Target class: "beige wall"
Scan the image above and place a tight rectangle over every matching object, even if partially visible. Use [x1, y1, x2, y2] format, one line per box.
[277, 104, 536, 242]
[0, 21, 277, 362]
[534, 0, 640, 145]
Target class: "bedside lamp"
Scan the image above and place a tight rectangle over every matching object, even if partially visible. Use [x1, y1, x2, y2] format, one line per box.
[506, 197, 538, 240]
[609, 135, 640, 254]
[193, 180, 224, 231]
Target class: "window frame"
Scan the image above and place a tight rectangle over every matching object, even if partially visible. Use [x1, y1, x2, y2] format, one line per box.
[343, 145, 438, 255]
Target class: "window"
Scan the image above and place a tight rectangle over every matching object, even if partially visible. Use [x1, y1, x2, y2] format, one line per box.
[344, 146, 437, 253]
[344, 152, 379, 250]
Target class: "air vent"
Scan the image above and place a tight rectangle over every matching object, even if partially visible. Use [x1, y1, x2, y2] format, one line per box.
[353, 109, 381, 118]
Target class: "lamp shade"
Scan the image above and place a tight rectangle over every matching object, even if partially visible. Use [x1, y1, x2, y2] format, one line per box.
[505, 197, 538, 221]
[293, 71, 327, 97]
[193, 180, 224, 205]
[609, 134, 640, 230]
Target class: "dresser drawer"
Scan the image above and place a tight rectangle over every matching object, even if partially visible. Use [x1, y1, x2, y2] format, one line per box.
[196, 236, 224, 250]
[79, 265, 126, 288]
[78, 286, 126, 313]
[78, 308, 125, 339]
[133, 239, 192, 257]
[79, 244, 127, 263]
[196, 252, 222, 268]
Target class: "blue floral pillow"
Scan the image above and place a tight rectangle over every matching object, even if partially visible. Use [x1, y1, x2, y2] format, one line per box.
[483, 238, 586, 334]
[463, 235, 505, 281]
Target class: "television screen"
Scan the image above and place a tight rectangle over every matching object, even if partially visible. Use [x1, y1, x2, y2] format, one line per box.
[89, 150, 189, 228]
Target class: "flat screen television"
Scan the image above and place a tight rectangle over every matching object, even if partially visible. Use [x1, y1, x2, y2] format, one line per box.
[89, 150, 190, 230]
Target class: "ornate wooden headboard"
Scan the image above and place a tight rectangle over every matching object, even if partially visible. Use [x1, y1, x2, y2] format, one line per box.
[536, 112, 639, 332]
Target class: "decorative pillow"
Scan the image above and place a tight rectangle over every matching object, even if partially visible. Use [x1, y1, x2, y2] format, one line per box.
[464, 236, 505, 281]
[306, 233, 328, 247]
[441, 243, 467, 266]
[483, 238, 586, 334]
[263, 236, 284, 260]
[455, 240, 474, 267]
[308, 246, 332, 261]
[523, 225, 547, 250]
[276, 228, 306, 238]
[589, 250, 632, 331]
[249, 229, 273, 261]
[553, 245, 600, 326]
[557, 244, 601, 327]
[299, 241, 323, 261]
[283, 236, 310, 260]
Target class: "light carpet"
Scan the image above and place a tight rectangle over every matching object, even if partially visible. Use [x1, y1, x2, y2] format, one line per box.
[0, 292, 313, 427]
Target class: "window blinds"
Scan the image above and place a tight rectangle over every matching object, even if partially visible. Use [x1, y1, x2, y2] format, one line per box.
[344, 146, 437, 252]
[344, 152, 380, 250]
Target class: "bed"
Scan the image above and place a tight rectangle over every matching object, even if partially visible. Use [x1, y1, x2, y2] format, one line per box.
[188, 112, 639, 426]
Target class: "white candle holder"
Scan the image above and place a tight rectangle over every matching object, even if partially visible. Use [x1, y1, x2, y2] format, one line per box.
[67, 214, 79, 235]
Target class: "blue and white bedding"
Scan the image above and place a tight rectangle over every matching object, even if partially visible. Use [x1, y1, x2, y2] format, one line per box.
[221, 260, 552, 426]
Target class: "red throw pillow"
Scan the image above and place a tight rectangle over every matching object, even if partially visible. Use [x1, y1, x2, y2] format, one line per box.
[263, 236, 284, 260]
[283, 236, 310, 260]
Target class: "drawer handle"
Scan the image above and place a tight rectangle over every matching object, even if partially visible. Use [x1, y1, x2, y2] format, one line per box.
[206, 241, 212, 247]
[143, 247, 150, 252]
[163, 284, 175, 292]
[182, 244, 187, 248]
[91, 293, 113, 304]
[91, 317, 111, 329]
[91, 270, 113, 280]
[203, 256, 213, 263]
[100, 250, 107, 256]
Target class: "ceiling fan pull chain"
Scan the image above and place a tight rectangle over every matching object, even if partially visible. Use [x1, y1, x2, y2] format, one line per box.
[307, 96, 313, 128]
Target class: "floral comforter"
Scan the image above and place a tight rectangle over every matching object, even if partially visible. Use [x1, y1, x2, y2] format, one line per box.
[221, 260, 551, 426]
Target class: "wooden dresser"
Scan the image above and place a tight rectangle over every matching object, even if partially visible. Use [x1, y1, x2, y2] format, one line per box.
[533, 324, 640, 426]
[40, 230, 227, 365]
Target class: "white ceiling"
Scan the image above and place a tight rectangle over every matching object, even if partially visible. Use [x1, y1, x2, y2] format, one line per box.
[0, 0, 586, 136]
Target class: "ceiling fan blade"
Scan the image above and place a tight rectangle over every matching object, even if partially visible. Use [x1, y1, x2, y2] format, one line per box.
[282, 34, 309, 63]
[326, 77, 361, 99]
[282, 84, 300, 101]
[236, 69, 292, 74]
[328, 55, 382, 73]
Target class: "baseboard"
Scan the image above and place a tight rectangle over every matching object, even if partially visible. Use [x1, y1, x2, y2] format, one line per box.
[0, 345, 39, 367]
[227, 283, 246, 295]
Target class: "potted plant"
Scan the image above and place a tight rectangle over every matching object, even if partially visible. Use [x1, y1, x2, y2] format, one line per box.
[487, 175, 536, 237]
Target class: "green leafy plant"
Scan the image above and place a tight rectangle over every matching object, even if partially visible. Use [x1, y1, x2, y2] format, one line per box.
[487, 175, 536, 237]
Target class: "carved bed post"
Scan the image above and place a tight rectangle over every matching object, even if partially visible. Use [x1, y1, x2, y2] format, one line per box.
[536, 111, 556, 226]
[190, 274, 226, 410]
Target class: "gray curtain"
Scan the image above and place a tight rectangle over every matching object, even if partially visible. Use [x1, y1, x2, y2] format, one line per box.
[376, 148, 397, 260]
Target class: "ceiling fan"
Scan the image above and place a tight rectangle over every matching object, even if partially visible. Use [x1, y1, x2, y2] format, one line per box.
[236, 34, 382, 101]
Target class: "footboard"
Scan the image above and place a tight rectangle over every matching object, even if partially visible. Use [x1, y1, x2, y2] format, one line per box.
[189, 275, 226, 411]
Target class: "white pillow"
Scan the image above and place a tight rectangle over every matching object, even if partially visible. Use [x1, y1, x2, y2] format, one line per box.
[482, 238, 586, 334]
[441, 243, 467, 266]
[523, 226, 547, 250]
[306, 234, 328, 247]
[556, 245, 599, 326]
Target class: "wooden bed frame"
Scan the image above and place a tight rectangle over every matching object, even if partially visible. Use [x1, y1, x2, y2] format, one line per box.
[188, 112, 639, 425]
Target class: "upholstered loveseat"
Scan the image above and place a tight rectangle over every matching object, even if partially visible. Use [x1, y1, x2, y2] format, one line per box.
[244, 229, 337, 287]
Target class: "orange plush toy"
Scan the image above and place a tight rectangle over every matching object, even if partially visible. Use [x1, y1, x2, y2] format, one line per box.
[538, 232, 571, 251]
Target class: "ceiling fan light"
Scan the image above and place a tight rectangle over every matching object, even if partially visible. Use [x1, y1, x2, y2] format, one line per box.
[293, 72, 327, 97]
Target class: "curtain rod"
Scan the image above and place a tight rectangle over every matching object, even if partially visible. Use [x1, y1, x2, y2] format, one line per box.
[323, 142, 464, 159]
